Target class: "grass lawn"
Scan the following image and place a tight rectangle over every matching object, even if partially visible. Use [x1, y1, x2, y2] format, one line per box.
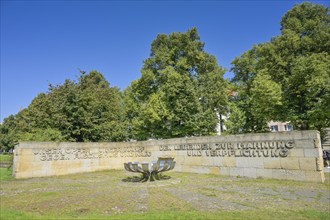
[0, 154, 13, 163]
[0, 168, 329, 220]
[0, 167, 13, 181]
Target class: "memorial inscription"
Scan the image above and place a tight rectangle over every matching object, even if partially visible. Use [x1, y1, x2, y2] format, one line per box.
[33, 146, 152, 161]
[160, 141, 295, 158]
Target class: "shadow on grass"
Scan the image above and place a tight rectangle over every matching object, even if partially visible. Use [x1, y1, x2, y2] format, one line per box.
[122, 174, 172, 182]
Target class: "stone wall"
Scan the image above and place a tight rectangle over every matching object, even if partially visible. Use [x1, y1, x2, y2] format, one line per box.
[13, 130, 325, 182]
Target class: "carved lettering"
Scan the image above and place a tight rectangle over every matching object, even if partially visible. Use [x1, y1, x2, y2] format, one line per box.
[34, 146, 152, 161]
[34, 140, 294, 161]
[187, 150, 202, 157]
[169, 140, 294, 158]
[160, 145, 172, 151]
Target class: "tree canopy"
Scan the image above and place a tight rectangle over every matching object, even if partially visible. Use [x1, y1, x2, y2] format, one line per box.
[0, 71, 127, 150]
[229, 2, 330, 133]
[124, 28, 228, 140]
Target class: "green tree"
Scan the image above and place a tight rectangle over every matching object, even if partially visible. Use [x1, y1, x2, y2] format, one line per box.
[19, 128, 65, 142]
[286, 53, 330, 130]
[0, 115, 19, 151]
[224, 102, 246, 135]
[0, 70, 127, 150]
[249, 70, 283, 132]
[231, 2, 330, 133]
[125, 28, 228, 140]
[61, 71, 127, 142]
[0, 109, 32, 151]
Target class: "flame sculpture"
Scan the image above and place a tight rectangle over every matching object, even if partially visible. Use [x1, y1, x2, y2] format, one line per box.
[124, 157, 175, 182]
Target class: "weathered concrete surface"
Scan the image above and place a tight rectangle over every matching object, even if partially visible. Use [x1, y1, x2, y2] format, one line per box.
[13, 131, 325, 182]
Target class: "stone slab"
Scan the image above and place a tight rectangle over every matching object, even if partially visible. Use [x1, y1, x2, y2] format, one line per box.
[299, 158, 317, 171]
[13, 130, 324, 182]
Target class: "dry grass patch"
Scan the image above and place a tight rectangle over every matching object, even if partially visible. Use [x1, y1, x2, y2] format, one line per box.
[1, 169, 329, 219]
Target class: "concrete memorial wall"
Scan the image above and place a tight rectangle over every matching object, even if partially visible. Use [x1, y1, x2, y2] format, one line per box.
[13, 130, 325, 182]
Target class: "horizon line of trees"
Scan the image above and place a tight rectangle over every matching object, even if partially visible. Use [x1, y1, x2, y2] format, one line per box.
[1, 2, 329, 151]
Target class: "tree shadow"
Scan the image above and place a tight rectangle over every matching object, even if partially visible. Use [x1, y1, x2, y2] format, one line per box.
[122, 174, 172, 182]
[122, 176, 142, 182]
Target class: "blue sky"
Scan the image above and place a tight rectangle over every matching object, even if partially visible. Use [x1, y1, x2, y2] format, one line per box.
[1, 0, 328, 122]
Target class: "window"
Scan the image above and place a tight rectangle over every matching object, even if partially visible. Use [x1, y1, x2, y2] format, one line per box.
[284, 124, 293, 131]
[270, 125, 278, 132]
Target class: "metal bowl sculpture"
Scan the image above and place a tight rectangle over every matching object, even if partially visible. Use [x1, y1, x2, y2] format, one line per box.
[124, 157, 175, 182]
